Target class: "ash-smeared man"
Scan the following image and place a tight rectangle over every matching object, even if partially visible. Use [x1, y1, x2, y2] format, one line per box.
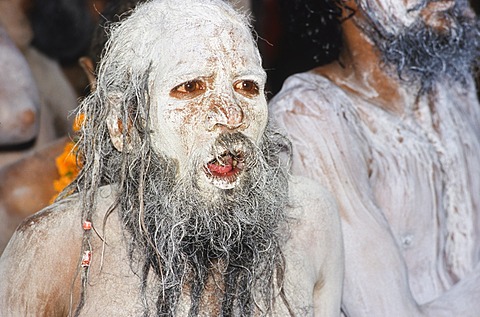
[271, 0, 480, 315]
[0, 0, 344, 316]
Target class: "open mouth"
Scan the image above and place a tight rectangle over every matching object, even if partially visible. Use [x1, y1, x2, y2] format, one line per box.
[204, 150, 245, 189]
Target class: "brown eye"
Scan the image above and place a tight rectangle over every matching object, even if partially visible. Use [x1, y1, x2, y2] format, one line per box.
[170, 80, 206, 99]
[234, 80, 259, 97]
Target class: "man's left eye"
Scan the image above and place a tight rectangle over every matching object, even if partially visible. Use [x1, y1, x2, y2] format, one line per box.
[170, 80, 206, 99]
[234, 80, 259, 97]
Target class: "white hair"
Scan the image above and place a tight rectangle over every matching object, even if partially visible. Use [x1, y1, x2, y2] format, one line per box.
[70, 1, 292, 316]
[96, 0, 260, 97]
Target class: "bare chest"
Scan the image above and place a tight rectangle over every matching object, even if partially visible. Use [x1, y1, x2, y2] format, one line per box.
[75, 234, 316, 316]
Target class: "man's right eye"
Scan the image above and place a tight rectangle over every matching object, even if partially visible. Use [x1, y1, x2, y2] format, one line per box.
[170, 80, 206, 99]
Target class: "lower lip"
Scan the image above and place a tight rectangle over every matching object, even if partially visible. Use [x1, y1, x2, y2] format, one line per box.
[205, 165, 241, 178]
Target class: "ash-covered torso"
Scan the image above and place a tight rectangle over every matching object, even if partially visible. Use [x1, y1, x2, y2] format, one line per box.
[270, 71, 480, 304]
[76, 243, 312, 317]
[68, 183, 324, 317]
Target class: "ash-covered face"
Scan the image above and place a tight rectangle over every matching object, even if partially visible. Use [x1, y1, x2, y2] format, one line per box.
[148, 18, 268, 191]
[353, 0, 479, 90]
[357, 0, 470, 35]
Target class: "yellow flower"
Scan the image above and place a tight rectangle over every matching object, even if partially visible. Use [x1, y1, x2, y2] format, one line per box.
[53, 176, 74, 193]
[51, 114, 85, 201]
[55, 142, 77, 176]
[73, 113, 85, 132]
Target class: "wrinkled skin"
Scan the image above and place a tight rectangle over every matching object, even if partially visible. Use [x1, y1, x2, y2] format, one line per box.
[270, 0, 480, 316]
[146, 16, 268, 191]
[0, 1, 344, 316]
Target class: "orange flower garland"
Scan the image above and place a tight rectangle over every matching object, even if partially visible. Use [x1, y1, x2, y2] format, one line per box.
[51, 114, 84, 202]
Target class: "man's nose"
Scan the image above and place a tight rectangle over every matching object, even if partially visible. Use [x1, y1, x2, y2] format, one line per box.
[205, 102, 246, 131]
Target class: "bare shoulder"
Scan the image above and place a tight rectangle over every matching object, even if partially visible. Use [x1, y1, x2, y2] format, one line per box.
[288, 175, 339, 226]
[6, 185, 117, 247]
[286, 175, 343, 264]
[0, 197, 81, 315]
[0, 186, 117, 316]
[284, 176, 344, 316]
[3, 195, 81, 259]
[17, 198, 80, 239]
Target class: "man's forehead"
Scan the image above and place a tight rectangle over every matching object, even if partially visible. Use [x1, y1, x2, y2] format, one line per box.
[148, 15, 263, 84]
[99, 0, 265, 89]
[164, 22, 257, 60]
[155, 6, 255, 50]
[135, 0, 251, 33]
[131, 3, 256, 53]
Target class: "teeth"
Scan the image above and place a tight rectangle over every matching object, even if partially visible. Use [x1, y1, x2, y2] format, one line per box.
[213, 151, 227, 165]
[219, 156, 228, 166]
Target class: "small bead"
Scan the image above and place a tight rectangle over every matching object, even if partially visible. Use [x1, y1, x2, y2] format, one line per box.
[83, 221, 92, 230]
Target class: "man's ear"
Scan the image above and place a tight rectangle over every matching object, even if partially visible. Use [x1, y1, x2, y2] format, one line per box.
[79, 56, 97, 92]
[105, 95, 139, 152]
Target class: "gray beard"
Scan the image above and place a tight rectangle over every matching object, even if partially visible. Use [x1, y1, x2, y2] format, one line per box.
[367, 5, 480, 92]
[120, 130, 290, 316]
